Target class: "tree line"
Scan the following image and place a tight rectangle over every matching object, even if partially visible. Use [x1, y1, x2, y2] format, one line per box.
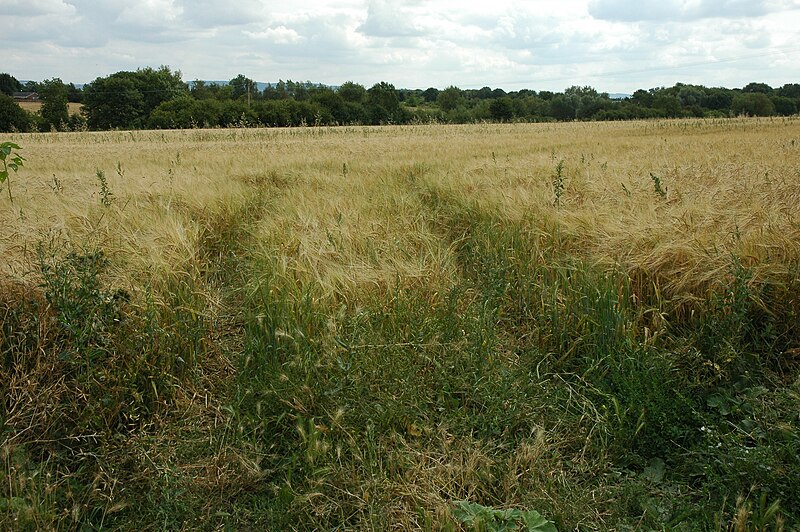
[2, 67, 799, 133]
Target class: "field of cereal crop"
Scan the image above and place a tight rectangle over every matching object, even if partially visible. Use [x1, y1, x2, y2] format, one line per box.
[3, 119, 799, 529]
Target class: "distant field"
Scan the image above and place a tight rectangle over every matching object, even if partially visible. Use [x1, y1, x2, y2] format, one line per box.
[16, 100, 83, 114]
[2, 119, 799, 529]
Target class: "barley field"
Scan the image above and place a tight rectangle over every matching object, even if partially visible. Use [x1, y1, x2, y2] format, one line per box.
[2, 119, 799, 529]
[15, 101, 84, 115]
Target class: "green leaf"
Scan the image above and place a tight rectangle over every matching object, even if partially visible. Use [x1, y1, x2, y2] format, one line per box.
[706, 394, 731, 415]
[642, 457, 665, 483]
[521, 510, 558, 532]
[453, 501, 558, 532]
[0, 170, 7, 182]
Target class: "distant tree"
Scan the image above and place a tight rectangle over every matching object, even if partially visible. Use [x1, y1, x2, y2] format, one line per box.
[701, 88, 734, 111]
[229, 74, 256, 101]
[564, 85, 598, 98]
[22, 80, 41, 93]
[287, 80, 310, 101]
[83, 74, 145, 129]
[489, 97, 514, 121]
[366, 82, 403, 124]
[677, 85, 704, 107]
[82, 67, 186, 130]
[133, 66, 187, 115]
[778, 83, 800, 99]
[437, 86, 463, 112]
[0, 93, 33, 132]
[732, 93, 775, 116]
[38, 78, 69, 131]
[518, 95, 548, 118]
[630, 89, 653, 107]
[66, 83, 82, 103]
[149, 96, 223, 128]
[474, 86, 493, 100]
[310, 86, 349, 123]
[338, 81, 367, 104]
[0, 73, 22, 96]
[742, 82, 772, 94]
[549, 94, 577, 120]
[771, 96, 797, 116]
[653, 94, 683, 118]
[190, 79, 211, 100]
[403, 93, 423, 106]
[263, 82, 286, 100]
[421, 87, 439, 103]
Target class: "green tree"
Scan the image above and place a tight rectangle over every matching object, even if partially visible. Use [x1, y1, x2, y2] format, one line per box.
[549, 94, 577, 120]
[135, 66, 187, 115]
[653, 94, 683, 118]
[771, 96, 797, 116]
[489, 97, 514, 121]
[778, 83, 800, 99]
[338, 81, 367, 104]
[421, 87, 439, 103]
[474, 86, 493, 100]
[630, 89, 654, 107]
[742, 82, 772, 94]
[701, 88, 734, 111]
[437, 86, 463, 112]
[366, 82, 403, 124]
[677, 85, 703, 107]
[66, 83, 82, 103]
[22, 80, 41, 93]
[38, 78, 69, 131]
[230, 74, 256, 101]
[190, 79, 212, 100]
[0, 73, 22, 96]
[732, 93, 775, 116]
[149, 97, 223, 128]
[83, 74, 145, 129]
[0, 93, 33, 132]
[310, 87, 349, 123]
[82, 67, 185, 130]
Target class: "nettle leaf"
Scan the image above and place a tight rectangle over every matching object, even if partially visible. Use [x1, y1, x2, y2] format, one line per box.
[453, 501, 558, 532]
[521, 510, 558, 532]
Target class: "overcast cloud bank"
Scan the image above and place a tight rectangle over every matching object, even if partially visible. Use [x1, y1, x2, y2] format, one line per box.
[3, 0, 799, 92]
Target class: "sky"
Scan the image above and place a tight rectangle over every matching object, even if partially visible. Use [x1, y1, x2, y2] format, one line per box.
[3, 0, 800, 93]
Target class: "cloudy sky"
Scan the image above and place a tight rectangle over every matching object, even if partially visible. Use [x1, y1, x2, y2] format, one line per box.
[3, 0, 800, 92]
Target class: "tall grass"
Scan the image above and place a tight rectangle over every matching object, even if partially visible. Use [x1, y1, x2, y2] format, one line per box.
[2, 119, 799, 529]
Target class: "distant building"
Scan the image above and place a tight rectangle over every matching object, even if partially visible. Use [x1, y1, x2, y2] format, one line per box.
[13, 92, 39, 102]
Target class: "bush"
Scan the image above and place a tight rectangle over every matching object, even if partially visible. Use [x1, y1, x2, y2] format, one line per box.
[0, 94, 33, 132]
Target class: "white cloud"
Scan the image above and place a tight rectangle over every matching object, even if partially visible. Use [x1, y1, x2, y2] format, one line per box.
[0, 0, 74, 16]
[245, 26, 304, 44]
[2, 0, 799, 93]
[358, 0, 425, 37]
[588, 0, 800, 21]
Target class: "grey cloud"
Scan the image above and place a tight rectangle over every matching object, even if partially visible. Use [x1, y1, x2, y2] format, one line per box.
[0, 0, 74, 16]
[587, 0, 788, 22]
[175, 0, 265, 28]
[357, 0, 424, 37]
